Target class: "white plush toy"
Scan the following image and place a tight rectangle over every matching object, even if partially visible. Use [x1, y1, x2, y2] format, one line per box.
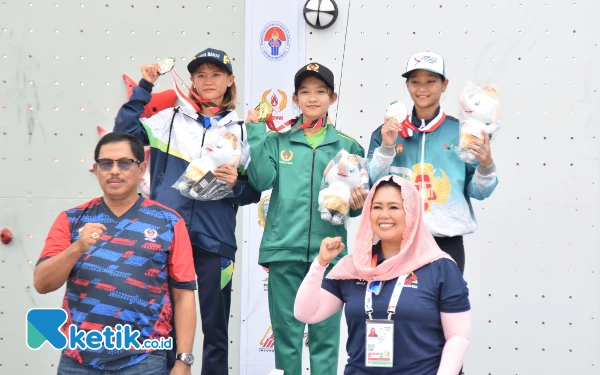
[455, 81, 501, 164]
[173, 126, 242, 200]
[318, 150, 369, 226]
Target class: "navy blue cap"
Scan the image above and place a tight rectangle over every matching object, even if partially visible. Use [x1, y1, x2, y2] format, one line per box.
[294, 62, 334, 91]
[187, 48, 233, 74]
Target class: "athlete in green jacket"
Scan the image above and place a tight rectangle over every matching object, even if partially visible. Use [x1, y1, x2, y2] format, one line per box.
[246, 63, 366, 375]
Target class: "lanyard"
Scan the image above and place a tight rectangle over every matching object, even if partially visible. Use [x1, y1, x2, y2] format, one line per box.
[364, 274, 407, 321]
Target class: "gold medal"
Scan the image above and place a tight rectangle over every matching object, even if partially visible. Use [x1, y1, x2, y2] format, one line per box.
[255, 100, 273, 122]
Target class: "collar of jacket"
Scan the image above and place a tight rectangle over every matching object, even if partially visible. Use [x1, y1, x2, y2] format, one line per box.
[410, 105, 441, 127]
[289, 117, 338, 147]
[180, 105, 240, 127]
[405, 105, 445, 133]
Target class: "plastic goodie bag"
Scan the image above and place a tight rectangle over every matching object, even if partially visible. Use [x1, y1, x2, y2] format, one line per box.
[318, 149, 370, 227]
[455, 81, 501, 164]
[173, 121, 250, 200]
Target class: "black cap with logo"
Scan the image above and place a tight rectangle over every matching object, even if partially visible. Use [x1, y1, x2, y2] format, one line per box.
[294, 62, 334, 91]
[187, 48, 233, 74]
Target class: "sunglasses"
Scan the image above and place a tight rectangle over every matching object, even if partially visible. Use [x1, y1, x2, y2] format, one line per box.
[95, 158, 141, 171]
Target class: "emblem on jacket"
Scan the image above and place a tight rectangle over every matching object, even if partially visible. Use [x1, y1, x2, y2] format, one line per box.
[410, 163, 450, 212]
[279, 150, 294, 164]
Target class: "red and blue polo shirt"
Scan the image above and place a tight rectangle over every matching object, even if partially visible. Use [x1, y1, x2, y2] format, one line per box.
[38, 196, 196, 370]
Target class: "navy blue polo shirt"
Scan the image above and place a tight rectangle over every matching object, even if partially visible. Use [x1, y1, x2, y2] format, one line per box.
[322, 243, 470, 374]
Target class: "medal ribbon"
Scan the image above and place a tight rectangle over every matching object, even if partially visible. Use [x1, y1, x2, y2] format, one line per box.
[265, 116, 292, 133]
[171, 68, 223, 115]
[281, 115, 328, 131]
[399, 108, 447, 138]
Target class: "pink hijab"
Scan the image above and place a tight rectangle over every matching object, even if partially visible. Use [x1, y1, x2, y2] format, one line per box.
[327, 175, 452, 281]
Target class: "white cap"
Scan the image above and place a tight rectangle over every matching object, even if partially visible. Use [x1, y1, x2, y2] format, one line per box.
[402, 51, 446, 79]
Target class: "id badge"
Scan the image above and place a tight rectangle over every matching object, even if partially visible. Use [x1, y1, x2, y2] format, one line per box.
[365, 319, 394, 367]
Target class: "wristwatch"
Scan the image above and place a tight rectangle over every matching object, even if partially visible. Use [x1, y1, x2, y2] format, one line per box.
[176, 353, 194, 366]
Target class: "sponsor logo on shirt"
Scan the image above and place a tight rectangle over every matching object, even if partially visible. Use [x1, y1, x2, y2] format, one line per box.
[404, 272, 418, 289]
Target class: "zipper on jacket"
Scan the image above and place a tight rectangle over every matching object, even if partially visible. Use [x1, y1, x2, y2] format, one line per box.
[201, 126, 207, 146]
[420, 119, 426, 216]
[189, 116, 206, 231]
[307, 148, 317, 263]
[188, 199, 196, 230]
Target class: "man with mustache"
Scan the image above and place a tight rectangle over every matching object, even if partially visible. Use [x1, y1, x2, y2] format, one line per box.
[33, 132, 197, 375]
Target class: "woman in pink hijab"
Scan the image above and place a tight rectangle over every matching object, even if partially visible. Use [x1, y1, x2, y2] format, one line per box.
[294, 175, 471, 375]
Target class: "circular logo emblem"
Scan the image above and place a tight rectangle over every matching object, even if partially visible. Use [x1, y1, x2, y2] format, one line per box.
[144, 228, 158, 242]
[280, 150, 294, 162]
[260, 21, 291, 61]
[307, 63, 320, 71]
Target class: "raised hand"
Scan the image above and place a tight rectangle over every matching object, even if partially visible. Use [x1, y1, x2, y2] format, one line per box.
[141, 64, 160, 84]
[317, 237, 346, 266]
[75, 223, 107, 253]
[381, 116, 401, 147]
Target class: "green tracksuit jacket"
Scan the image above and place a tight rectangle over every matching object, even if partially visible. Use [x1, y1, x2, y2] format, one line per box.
[247, 119, 365, 266]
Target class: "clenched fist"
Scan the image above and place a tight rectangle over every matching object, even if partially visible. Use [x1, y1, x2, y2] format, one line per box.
[141, 64, 161, 84]
[75, 223, 107, 254]
[317, 237, 345, 266]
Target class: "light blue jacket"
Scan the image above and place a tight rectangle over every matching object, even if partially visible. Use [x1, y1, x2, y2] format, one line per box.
[368, 108, 498, 237]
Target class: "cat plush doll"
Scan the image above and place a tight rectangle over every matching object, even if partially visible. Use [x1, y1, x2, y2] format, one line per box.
[455, 81, 501, 164]
[318, 150, 369, 226]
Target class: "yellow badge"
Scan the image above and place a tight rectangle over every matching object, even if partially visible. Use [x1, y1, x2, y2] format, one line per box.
[257, 195, 270, 227]
[280, 150, 294, 162]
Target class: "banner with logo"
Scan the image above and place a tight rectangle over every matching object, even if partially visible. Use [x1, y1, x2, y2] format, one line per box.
[240, 1, 305, 374]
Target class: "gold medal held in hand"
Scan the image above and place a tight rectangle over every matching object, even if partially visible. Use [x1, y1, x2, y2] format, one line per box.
[255, 100, 273, 122]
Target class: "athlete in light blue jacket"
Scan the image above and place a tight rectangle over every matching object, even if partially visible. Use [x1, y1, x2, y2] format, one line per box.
[368, 51, 498, 273]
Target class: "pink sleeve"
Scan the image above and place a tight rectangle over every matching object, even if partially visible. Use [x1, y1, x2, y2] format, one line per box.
[436, 311, 471, 375]
[294, 259, 344, 324]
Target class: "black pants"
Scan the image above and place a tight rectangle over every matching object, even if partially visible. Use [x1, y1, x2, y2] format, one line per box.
[434, 236, 465, 274]
[167, 247, 233, 375]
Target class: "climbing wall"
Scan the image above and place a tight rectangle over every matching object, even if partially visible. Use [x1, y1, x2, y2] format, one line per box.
[303, 0, 600, 374]
[0, 0, 245, 373]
